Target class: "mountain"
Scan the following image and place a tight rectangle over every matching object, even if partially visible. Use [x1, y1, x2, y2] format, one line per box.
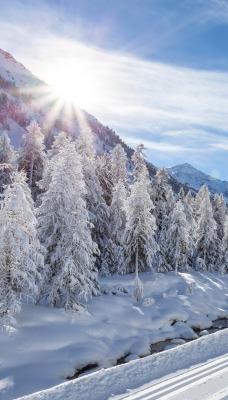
[0, 49, 43, 88]
[0, 48, 132, 154]
[0, 49, 197, 196]
[168, 163, 228, 202]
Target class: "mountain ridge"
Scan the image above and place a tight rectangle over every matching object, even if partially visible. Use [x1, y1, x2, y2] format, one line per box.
[168, 163, 228, 202]
[0, 48, 226, 199]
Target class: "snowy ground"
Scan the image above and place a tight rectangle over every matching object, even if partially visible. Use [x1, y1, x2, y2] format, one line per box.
[16, 330, 228, 400]
[0, 271, 227, 399]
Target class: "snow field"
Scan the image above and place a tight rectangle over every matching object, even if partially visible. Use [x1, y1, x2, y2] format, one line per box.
[0, 271, 227, 399]
[16, 330, 228, 400]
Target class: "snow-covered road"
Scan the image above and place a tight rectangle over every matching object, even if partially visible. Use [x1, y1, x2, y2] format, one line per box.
[116, 353, 228, 400]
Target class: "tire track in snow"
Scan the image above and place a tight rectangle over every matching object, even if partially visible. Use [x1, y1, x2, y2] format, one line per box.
[118, 354, 228, 400]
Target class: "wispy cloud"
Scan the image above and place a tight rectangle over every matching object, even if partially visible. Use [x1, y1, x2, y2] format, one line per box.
[198, 0, 228, 24]
[0, 1, 228, 178]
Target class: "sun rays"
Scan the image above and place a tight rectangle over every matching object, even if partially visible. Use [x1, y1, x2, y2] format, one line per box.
[22, 78, 91, 139]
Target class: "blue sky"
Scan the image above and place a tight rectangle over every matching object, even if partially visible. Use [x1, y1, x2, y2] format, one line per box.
[1, 0, 228, 179]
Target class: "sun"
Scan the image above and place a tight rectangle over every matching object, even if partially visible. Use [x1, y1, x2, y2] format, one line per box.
[30, 55, 108, 132]
[44, 59, 104, 110]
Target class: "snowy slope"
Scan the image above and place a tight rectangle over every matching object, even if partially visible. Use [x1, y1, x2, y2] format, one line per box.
[0, 49, 43, 89]
[0, 48, 225, 195]
[0, 271, 227, 399]
[0, 48, 131, 156]
[168, 163, 228, 202]
[15, 330, 228, 400]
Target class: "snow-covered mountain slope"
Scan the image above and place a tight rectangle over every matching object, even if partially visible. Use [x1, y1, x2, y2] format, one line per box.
[0, 48, 210, 196]
[0, 48, 131, 154]
[0, 48, 184, 191]
[0, 49, 43, 89]
[168, 163, 228, 202]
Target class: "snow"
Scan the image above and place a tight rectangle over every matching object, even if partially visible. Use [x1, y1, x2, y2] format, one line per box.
[0, 271, 227, 399]
[0, 49, 42, 89]
[5, 119, 26, 148]
[15, 331, 228, 400]
[168, 163, 228, 203]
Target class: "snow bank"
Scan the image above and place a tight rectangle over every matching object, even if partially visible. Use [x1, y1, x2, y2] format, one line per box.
[0, 271, 227, 399]
[16, 329, 228, 400]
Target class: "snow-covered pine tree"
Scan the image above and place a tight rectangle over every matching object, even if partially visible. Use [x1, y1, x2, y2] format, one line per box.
[150, 168, 174, 271]
[163, 200, 191, 274]
[151, 167, 173, 234]
[212, 193, 226, 241]
[18, 120, 46, 200]
[100, 239, 125, 276]
[194, 184, 206, 221]
[49, 131, 70, 158]
[195, 185, 221, 271]
[0, 131, 15, 193]
[221, 216, 228, 274]
[0, 171, 44, 317]
[38, 132, 71, 193]
[0, 132, 15, 164]
[111, 144, 129, 188]
[101, 179, 127, 275]
[96, 152, 113, 206]
[131, 143, 149, 184]
[98, 145, 129, 274]
[124, 145, 158, 274]
[183, 191, 196, 266]
[178, 187, 186, 202]
[133, 245, 143, 302]
[185, 190, 195, 211]
[76, 126, 109, 269]
[110, 179, 127, 246]
[37, 143, 99, 311]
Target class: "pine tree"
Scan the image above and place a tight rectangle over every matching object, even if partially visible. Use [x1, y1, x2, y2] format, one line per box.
[134, 251, 144, 302]
[49, 131, 70, 158]
[178, 187, 186, 202]
[0, 171, 44, 316]
[124, 146, 158, 274]
[110, 179, 127, 246]
[96, 152, 113, 206]
[100, 239, 125, 276]
[184, 191, 196, 265]
[37, 143, 99, 311]
[18, 120, 46, 200]
[213, 193, 226, 241]
[151, 167, 173, 234]
[221, 216, 228, 274]
[194, 185, 206, 220]
[132, 144, 149, 184]
[38, 132, 71, 193]
[101, 179, 127, 275]
[164, 200, 192, 274]
[195, 185, 220, 271]
[150, 168, 174, 271]
[0, 131, 15, 193]
[111, 144, 129, 188]
[76, 126, 109, 268]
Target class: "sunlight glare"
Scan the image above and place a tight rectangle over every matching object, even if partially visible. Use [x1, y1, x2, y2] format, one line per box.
[45, 59, 104, 109]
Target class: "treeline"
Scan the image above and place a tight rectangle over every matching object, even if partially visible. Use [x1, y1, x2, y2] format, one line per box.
[0, 121, 227, 317]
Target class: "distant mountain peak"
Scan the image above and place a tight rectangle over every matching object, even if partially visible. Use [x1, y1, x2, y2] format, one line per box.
[168, 163, 228, 202]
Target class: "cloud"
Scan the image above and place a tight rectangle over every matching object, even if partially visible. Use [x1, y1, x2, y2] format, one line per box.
[0, 1, 227, 178]
[198, 0, 228, 24]
[121, 137, 186, 153]
[123, 128, 228, 155]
